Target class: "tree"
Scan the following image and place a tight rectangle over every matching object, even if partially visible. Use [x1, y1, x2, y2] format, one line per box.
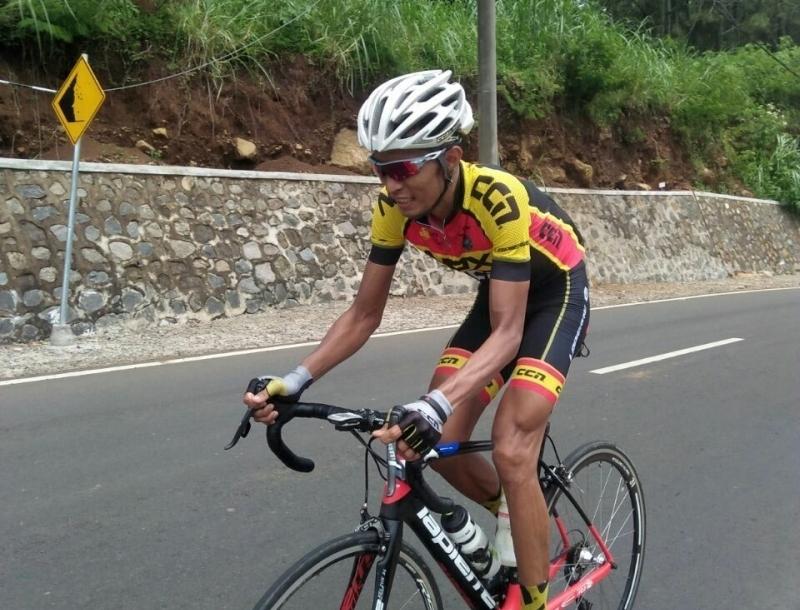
[597, 0, 800, 50]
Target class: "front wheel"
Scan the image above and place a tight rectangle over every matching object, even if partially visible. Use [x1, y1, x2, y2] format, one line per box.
[545, 442, 646, 610]
[254, 529, 443, 610]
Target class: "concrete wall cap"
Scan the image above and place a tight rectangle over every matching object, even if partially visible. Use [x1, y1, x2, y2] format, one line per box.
[0, 157, 379, 185]
[0, 157, 780, 204]
[543, 186, 779, 205]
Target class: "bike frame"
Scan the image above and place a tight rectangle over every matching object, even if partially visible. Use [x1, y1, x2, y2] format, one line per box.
[227, 401, 627, 610]
[342, 443, 618, 610]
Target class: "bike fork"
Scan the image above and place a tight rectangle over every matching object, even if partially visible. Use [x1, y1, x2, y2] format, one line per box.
[370, 519, 403, 609]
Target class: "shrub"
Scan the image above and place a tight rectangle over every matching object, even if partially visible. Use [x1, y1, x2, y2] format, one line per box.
[0, 0, 139, 48]
[739, 134, 800, 211]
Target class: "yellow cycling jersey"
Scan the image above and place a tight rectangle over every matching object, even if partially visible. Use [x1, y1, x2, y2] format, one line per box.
[368, 161, 585, 283]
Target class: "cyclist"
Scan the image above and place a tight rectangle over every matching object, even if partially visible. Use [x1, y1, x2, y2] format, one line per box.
[243, 69, 589, 610]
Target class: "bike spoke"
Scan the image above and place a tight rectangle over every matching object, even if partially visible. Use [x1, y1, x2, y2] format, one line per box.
[547, 445, 645, 610]
[257, 534, 441, 609]
[398, 591, 423, 609]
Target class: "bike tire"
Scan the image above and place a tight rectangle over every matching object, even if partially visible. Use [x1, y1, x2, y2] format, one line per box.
[545, 442, 646, 610]
[253, 529, 443, 610]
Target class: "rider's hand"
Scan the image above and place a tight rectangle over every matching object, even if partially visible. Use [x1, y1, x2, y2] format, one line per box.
[373, 389, 453, 459]
[242, 365, 313, 425]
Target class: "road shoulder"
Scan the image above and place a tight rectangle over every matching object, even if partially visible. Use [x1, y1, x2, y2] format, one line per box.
[2, 273, 798, 381]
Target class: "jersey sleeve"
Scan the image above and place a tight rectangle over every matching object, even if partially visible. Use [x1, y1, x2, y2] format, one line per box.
[370, 190, 406, 250]
[491, 259, 530, 281]
[368, 245, 404, 266]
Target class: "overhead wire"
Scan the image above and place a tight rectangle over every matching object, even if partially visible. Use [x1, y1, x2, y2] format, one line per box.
[753, 41, 800, 81]
[712, 0, 800, 80]
[0, 78, 55, 93]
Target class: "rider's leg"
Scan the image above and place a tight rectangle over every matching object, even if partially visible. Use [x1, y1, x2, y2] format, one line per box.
[427, 371, 500, 505]
[492, 385, 553, 603]
[489, 265, 589, 608]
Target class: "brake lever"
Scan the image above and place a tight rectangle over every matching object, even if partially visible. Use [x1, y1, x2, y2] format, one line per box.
[366, 409, 387, 431]
[224, 407, 253, 450]
[386, 408, 402, 496]
[386, 442, 399, 496]
[226, 376, 277, 450]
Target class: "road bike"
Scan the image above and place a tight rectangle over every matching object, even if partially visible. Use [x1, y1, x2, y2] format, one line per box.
[226, 394, 646, 609]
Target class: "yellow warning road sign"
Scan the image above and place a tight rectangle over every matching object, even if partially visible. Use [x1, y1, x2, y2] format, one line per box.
[51, 55, 106, 145]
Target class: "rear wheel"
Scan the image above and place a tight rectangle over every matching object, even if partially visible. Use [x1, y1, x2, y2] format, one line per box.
[545, 442, 646, 610]
[254, 529, 443, 609]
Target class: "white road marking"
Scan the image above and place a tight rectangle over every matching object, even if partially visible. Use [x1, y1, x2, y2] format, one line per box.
[592, 286, 797, 310]
[0, 325, 456, 387]
[589, 337, 744, 375]
[1, 286, 795, 386]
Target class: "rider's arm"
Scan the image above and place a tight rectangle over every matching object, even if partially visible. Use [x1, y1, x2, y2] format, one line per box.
[245, 258, 396, 423]
[435, 273, 529, 409]
[300, 259, 396, 379]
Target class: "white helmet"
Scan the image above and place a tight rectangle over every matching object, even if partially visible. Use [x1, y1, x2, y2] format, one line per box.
[357, 69, 474, 152]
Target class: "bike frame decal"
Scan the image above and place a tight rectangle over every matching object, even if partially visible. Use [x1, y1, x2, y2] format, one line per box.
[550, 563, 612, 609]
[412, 506, 496, 609]
[433, 441, 461, 457]
[340, 553, 376, 610]
[369, 519, 404, 610]
[382, 479, 412, 504]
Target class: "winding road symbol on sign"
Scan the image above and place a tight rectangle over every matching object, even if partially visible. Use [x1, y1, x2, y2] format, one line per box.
[57, 75, 79, 122]
[51, 55, 106, 145]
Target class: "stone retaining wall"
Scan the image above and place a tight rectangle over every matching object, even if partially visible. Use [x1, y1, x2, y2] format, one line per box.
[1, 159, 799, 343]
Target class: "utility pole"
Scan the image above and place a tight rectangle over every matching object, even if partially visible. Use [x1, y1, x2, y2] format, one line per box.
[478, 0, 498, 165]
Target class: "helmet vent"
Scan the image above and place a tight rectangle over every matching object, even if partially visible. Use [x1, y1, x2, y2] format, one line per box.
[373, 98, 388, 136]
[407, 113, 441, 138]
[416, 89, 438, 104]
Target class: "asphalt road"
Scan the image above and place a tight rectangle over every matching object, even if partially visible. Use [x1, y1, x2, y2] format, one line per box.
[1, 288, 798, 610]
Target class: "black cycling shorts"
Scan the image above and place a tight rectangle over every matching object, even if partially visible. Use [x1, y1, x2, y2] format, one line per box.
[434, 262, 590, 405]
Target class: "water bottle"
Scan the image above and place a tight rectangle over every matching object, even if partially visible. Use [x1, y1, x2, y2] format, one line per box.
[494, 493, 517, 567]
[442, 505, 500, 579]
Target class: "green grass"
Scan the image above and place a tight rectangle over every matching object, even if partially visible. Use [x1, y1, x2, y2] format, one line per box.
[1, 0, 799, 210]
[164, 0, 477, 90]
[0, 0, 139, 47]
[738, 134, 800, 211]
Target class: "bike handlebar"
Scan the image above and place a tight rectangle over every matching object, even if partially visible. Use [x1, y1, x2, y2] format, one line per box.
[226, 398, 389, 472]
[268, 400, 384, 472]
[225, 396, 455, 513]
[226, 398, 456, 513]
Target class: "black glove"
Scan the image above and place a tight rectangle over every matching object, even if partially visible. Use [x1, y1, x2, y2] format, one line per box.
[392, 389, 453, 456]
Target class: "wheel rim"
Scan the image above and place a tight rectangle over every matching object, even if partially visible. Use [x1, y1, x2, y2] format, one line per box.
[270, 546, 438, 609]
[548, 450, 645, 610]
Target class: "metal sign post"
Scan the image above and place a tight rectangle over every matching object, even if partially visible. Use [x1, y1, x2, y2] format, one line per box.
[49, 54, 106, 346]
[478, 0, 498, 165]
[50, 137, 83, 345]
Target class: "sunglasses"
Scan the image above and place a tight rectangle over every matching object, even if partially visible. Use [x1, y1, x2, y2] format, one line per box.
[368, 149, 445, 182]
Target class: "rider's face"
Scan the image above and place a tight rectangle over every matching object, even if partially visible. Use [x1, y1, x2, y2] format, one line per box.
[370, 149, 448, 219]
